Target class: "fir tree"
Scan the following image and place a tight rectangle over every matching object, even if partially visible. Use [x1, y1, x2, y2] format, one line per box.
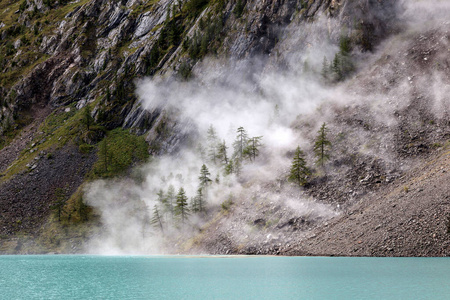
[243, 136, 262, 162]
[98, 137, 111, 173]
[190, 196, 199, 213]
[150, 205, 164, 233]
[52, 187, 67, 222]
[166, 185, 176, 218]
[233, 157, 242, 177]
[157, 189, 165, 204]
[232, 126, 248, 161]
[224, 160, 234, 176]
[288, 146, 311, 186]
[206, 125, 219, 164]
[313, 122, 332, 167]
[199, 164, 212, 187]
[193, 187, 206, 213]
[175, 187, 189, 223]
[217, 140, 228, 166]
[156, 189, 168, 218]
[82, 105, 94, 131]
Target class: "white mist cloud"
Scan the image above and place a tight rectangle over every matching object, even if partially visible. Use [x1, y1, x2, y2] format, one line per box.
[84, 1, 449, 254]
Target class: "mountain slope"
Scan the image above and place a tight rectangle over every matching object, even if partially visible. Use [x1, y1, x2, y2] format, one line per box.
[0, 0, 449, 255]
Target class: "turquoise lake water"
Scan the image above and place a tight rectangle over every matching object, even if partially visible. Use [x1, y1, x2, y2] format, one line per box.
[0, 256, 449, 299]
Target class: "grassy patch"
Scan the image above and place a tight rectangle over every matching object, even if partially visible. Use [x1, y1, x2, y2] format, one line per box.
[90, 128, 150, 179]
[0, 102, 91, 183]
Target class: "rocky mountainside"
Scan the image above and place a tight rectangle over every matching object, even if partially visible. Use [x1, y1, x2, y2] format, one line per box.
[0, 0, 449, 255]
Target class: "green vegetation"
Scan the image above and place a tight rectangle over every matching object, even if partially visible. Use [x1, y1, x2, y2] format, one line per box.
[184, 0, 210, 19]
[90, 128, 149, 179]
[232, 126, 248, 161]
[288, 146, 311, 187]
[51, 187, 68, 222]
[151, 205, 164, 233]
[314, 122, 331, 168]
[233, 0, 245, 18]
[0, 0, 89, 88]
[199, 164, 212, 187]
[243, 136, 263, 162]
[322, 35, 354, 82]
[175, 187, 190, 223]
[221, 195, 234, 212]
[185, 12, 224, 61]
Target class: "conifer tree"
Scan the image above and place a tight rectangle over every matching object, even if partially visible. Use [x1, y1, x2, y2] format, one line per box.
[150, 205, 164, 233]
[157, 189, 165, 204]
[166, 185, 176, 218]
[52, 187, 67, 222]
[217, 140, 228, 166]
[288, 146, 311, 186]
[313, 122, 332, 167]
[156, 189, 169, 218]
[207, 125, 219, 164]
[175, 187, 189, 223]
[224, 160, 234, 176]
[190, 196, 199, 213]
[82, 105, 94, 131]
[232, 126, 248, 161]
[98, 138, 111, 173]
[233, 157, 242, 177]
[199, 164, 212, 187]
[243, 136, 262, 161]
[193, 187, 206, 213]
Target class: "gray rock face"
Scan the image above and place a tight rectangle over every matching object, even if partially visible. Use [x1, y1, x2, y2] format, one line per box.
[2, 0, 398, 139]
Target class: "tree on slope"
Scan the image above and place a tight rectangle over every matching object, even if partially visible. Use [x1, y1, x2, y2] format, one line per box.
[243, 136, 262, 162]
[217, 140, 228, 166]
[313, 122, 331, 168]
[198, 164, 212, 187]
[175, 187, 189, 223]
[150, 205, 164, 233]
[207, 124, 219, 164]
[288, 146, 311, 187]
[232, 126, 248, 161]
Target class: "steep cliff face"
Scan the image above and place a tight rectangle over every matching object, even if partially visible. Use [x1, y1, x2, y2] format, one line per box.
[1, 0, 448, 255]
[1, 0, 399, 137]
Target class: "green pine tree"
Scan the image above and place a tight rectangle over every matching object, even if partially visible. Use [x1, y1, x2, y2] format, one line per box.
[150, 205, 164, 233]
[243, 136, 262, 162]
[224, 160, 234, 176]
[206, 125, 219, 164]
[232, 126, 248, 161]
[313, 122, 332, 167]
[199, 164, 212, 187]
[82, 105, 94, 131]
[217, 140, 228, 166]
[166, 185, 176, 219]
[288, 146, 311, 186]
[98, 137, 111, 173]
[233, 157, 242, 177]
[192, 187, 206, 213]
[52, 187, 67, 222]
[175, 187, 189, 223]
